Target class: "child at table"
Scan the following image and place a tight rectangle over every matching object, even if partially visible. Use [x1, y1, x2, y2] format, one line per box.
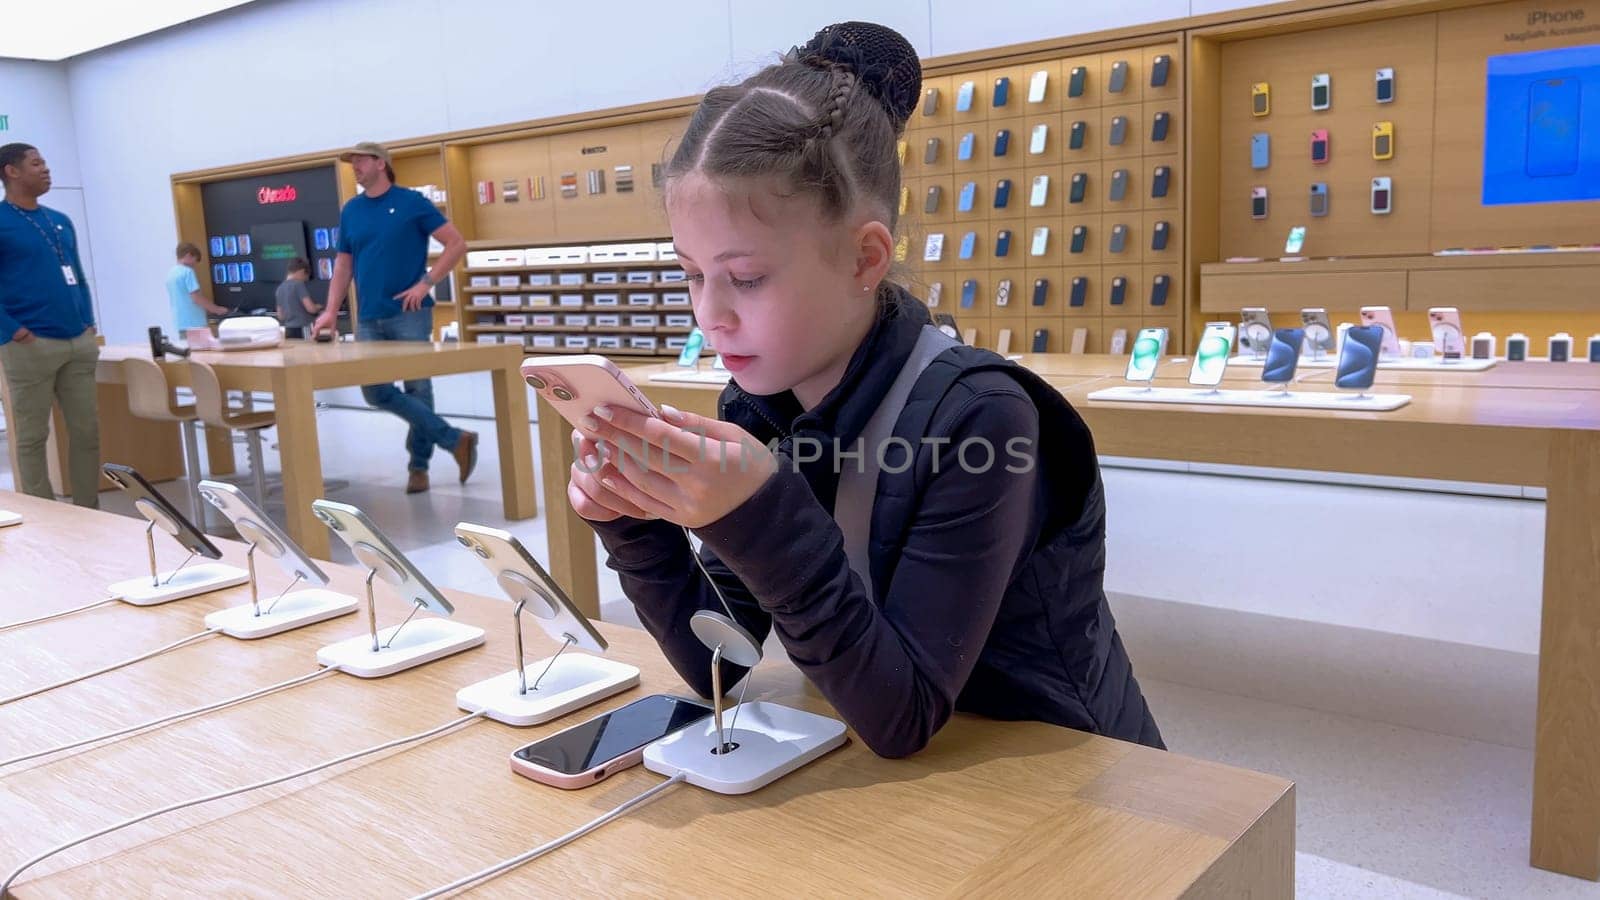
[568, 22, 1162, 757]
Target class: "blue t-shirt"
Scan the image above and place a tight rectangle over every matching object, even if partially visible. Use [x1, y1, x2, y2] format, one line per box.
[166, 263, 206, 331]
[336, 185, 445, 321]
[0, 203, 94, 344]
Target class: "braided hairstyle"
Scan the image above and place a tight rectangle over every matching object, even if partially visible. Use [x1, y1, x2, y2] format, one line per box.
[665, 22, 922, 229]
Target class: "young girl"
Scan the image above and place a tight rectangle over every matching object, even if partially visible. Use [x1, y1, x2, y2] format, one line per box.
[568, 22, 1162, 757]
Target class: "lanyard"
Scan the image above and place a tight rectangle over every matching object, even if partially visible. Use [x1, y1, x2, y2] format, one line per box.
[6, 201, 69, 267]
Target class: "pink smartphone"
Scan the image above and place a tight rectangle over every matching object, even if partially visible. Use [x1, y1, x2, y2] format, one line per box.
[521, 354, 659, 429]
[509, 694, 714, 789]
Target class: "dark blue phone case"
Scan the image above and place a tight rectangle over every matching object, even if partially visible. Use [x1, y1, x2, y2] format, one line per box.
[993, 77, 1010, 108]
[994, 179, 1011, 208]
[994, 129, 1010, 157]
[995, 230, 1012, 257]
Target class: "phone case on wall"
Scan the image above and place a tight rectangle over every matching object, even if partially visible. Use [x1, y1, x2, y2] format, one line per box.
[1252, 82, 1270, 117]
[894, 235, 909, 261]
[1151, 111, 1170, 143]
[1310, 183, 1329, 217]
[924, 138, 940, 164]
[1152, 166, 1170, 198]
[1109, 224, 1128, 253]
[1152, 221, 1170, 250]
[927, 283, 943, 307]
[1151, 55, 1171, 87]
[1032, 278, 1049, 306]
[1030, 123, 1049, 155]
[995, 229, 1012, 257]
[1030, 175, 1049, 207]
[1109, 116, 1128, 146]
[1030, 226, 1049, 256]
[1251, 186, 1268, 219]
[1372, 122, 1394, 160]
[994, 178, 1012, 208]
[993, 76, 1010, 108]
[958, 182, 976, 212]
[1070, 225, 1088, 253]
[897, 139, 908, 165]
[925, 185, 942, 213]
[1109, 276, 1127, 306]
[1251, 132, 1270, 169]
[1336, 325, 1384, 389]
[1262, 327, 1306, 384]
[1070, 276, 1088, 307]
[1032, 329, 1049, 352]
[898, 186, 910, 215]
[1069, 120, 1087, 150]
[1070, 172, 1087, 203]
[1109, 60, 1130, 93]
[994, 129, 1010, 157]
[957, 132, 975, 161]
[1030, 69, 1050, 102]
[1285, 226, 1306, 255]
[923, 88, 940, 117]
[996, 279, 1012, 307]
[1150, 274, 1170, 306]
[1311, 129, 1329, 165]
[1109, 169, 1129, 202]
[960, 279, 977, 308]
[1312, 73, 1331, 110]
[923, 233, 944, 261]
[956, 80, 975, 112]
[958, 231, 977, 259]
[1371, 177, 1392, 215]
[1068, 66, 1086, 98]
[1376, 67, 1395, 103]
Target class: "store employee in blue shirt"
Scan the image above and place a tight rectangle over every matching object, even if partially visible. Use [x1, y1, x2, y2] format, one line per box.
[0, 143, 101, 508]
[313, 141, 474, 495]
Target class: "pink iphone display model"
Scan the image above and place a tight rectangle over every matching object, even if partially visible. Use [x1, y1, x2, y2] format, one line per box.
[521, 354, 659, 430]
[509, 694, 714, 788]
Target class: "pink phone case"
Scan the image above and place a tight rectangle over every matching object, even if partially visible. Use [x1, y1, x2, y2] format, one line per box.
[520, 355, 659, 431]
[509, 745, 646, 790]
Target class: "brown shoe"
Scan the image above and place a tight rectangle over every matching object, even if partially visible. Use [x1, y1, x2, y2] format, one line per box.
[454, 430, 480, 484]
[406, 470, 430, 494]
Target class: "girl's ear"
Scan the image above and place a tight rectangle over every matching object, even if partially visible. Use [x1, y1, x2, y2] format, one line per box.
[852, 219, 894, 290]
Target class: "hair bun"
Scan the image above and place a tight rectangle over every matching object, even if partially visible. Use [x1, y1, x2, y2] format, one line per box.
[791, 22, 922, 132]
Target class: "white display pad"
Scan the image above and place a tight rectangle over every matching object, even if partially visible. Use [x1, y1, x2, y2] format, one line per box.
[317, 618, 485, 678]
[643, 701, 848, 795]
[454, 654, 640, 726]
[111, 563, 249, 606]
[0, 510, 21, 528]
[203, 589, 359, 640]
[646, 370, 733, 385]
[1229, 355, 1497, 372]
[1087, 385, 1412, 411]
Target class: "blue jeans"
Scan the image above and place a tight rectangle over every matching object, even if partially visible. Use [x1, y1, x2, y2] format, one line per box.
[357, 308, 461, 472]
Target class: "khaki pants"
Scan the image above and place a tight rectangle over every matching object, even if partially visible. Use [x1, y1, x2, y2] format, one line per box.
[0, 330, 100, 508]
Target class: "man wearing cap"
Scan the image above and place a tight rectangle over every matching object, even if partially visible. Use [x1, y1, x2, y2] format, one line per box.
[313, 141, 475, 495]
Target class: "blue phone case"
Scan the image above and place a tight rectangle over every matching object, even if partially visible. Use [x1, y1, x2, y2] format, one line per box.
[226, 263, 241, 284]
[1152, 221, 1169, 251]
[1336, 325, 1384, 389]
[995, 230, 1012, 257]
[209, 237, 224, 257]
[958, 182, 976, 212]
[1151, 112, 1170, 142]
[239, 262, 255, 283]
[1070, 173, 1087, 203]
[314, 228, 330, 250]
[1263, 328, 1304, 383]
[960, 280, 977, 308]
[993, 77, 1010, 108]
[959, 231, 977, 259]
[1251, 133, 1271, 169]
[1070, 121, 1086, 150]
[224, 236, 239, 256]
[1070, 226, 1087, 254]
[994, 179, 1011, 208]
[1109, 277, 1127, 306]
[1070, 277, 1087, 307]
[1150, 275, 1170, 306]
[958, 132, 975, 161]
[212, 264, 227, 283]
[994, 129, 1010, 157]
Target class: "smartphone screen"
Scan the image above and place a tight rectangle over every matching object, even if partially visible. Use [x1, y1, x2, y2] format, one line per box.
[1127, 329, 1164, 381]
[513, 695, 713, 776]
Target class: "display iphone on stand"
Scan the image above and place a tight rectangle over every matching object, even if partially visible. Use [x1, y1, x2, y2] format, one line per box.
[1427, 307, 1465, 361]
[1190, 322, 1236, 388]
[1126, 327, 1169, 384]
[1358, 306, 1402, 358]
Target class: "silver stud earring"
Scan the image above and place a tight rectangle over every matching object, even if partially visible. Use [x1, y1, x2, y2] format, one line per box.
[862, 285, 871, 293]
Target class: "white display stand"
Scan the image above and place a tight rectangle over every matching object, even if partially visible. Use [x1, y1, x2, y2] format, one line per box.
[0, 510, 21, 528]
[111, 563, 249, 606]
[647, 369, 732, 385]
[1087, 385, 1412, 411]
[1229, 355, 1497, 372]
[642, 701, 848, 794]
[204, 589, 358, 639]
[317, 618, 485, 678]
[455, 654, 639, 726]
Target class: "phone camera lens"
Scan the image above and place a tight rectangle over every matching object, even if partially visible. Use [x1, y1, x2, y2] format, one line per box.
[454, 535, 471, 548]
[552, 387, 574, 401]
[526, 375, 547, 390]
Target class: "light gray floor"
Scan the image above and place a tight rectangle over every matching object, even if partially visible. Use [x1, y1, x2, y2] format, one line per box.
[2, 407, 1592, 898]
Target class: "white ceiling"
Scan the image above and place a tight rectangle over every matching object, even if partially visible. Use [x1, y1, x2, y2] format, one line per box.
[0, 0, 261, 61]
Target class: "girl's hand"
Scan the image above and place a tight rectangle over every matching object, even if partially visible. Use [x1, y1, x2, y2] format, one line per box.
[577, 403, 777, 529]
[566, 429, 655, 523]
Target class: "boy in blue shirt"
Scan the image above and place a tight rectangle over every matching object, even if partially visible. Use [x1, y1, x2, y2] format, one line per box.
[166, 241, 226, 333]
[0, 143, 100, 507]
[312, 142, 473, 494]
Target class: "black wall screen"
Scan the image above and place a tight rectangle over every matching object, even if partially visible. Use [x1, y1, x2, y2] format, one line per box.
[199, 165, 341, 314]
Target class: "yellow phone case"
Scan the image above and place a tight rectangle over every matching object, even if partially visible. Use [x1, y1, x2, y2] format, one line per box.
[1251, 82, 1270, 117]
[1372, 121, 1395, 160]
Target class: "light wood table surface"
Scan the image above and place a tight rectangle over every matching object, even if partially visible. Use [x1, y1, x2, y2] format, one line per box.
[0, 490, 1292, 897]
[537, 354, 1600, 881]
[94, 340, 537, 559]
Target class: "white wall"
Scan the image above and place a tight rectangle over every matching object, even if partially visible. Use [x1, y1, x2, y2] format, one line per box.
[61, 0, 1286, 343]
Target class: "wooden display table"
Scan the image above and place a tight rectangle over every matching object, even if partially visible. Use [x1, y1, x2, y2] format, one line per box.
[94, 340, 537, 559]
[537, 354, 1600, 881]
[0, 491, 1293, 897]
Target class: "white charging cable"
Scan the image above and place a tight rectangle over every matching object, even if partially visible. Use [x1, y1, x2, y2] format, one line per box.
[0, 667, 339, 771]
[0, 627, 224, 707]
[0, 598, 117, 634]
[409, 772, 688, 899]
[0, 709, 488, 897]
